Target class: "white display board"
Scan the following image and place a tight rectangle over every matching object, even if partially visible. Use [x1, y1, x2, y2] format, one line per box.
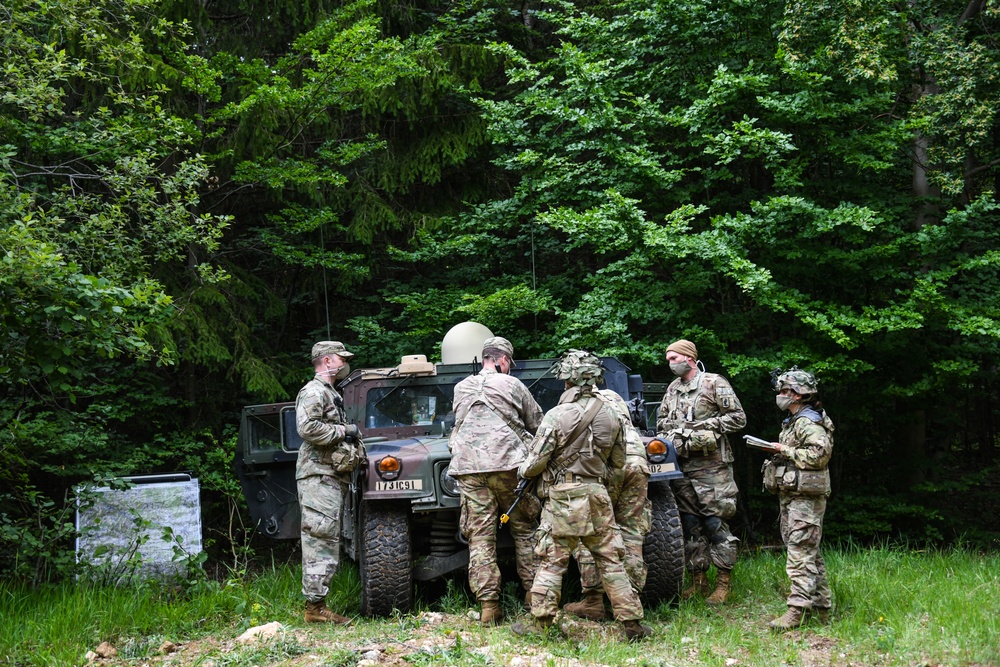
[76, 474, 203, 582]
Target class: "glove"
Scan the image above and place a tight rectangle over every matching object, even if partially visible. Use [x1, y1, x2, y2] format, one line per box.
[343, 423, 361, 439]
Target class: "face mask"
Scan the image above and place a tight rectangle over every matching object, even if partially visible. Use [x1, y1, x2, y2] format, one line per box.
[775, 395, 795, 411]
[669, 361, 690, 377]
[319, 362, 350, 381]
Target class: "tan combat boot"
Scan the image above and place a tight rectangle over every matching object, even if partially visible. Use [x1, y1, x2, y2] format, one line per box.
[769, 605, 805, 630]
[304, 600, 352, 624]
[681, 571, 710, 600]
[480, 600, 504, 626]
[705, 570, 731, 605]
[622, 620, 653, 642]
[563, 592, 608, 621]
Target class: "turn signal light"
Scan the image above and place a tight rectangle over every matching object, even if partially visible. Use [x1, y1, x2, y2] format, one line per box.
[646, 438, 668, 463]
[377, 456, 401, 480]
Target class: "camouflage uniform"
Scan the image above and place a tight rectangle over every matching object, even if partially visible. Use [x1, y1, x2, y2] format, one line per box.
[657, 371, 745, 575]
[776, 405, 834, 611]
[295, 376, 356, 603]
[519, 383, 644, 625]
[575, 390, 651, 596]
[448, 366, 543, 601]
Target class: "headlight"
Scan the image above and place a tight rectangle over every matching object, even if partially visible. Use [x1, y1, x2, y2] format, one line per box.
[646, 438, 668, 464]
[376, 455, 401, 480]
[439, 468, 460, 497]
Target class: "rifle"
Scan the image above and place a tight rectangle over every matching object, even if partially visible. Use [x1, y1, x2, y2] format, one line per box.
[500, 478, 535, 524]
[743, 434, 780, 452]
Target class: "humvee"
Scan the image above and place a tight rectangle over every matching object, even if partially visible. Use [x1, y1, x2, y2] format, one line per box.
[235, 330, 684, 616]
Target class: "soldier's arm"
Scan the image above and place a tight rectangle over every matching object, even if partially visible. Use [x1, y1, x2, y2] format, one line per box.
[607, 424, 626, 471]
[705, 378, 747, 433]
[655, 391, 674, 434]
[518, 418, 559, 479]
[296, 392, 346, 447]
[784, 420, 832, 469]
[516, 381, 544, 434]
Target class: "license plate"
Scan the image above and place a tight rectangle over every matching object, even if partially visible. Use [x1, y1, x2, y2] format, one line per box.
[375, 479, 423, 491]
[649, 463, 676, 474]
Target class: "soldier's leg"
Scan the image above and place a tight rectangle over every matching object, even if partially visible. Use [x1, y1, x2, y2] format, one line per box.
[615, 468, 650, 593]
[808, 498, 832, 610]
[530, 531, 572, 622]
[572, 543, 602, 594]
[298, 475, 344, 602]
[456, 473, 502, 601]
[673, 477, 711, 574]
[585, 528, 643, 622]
[783, 496, 826, 609]
[491, 469, 540, 592]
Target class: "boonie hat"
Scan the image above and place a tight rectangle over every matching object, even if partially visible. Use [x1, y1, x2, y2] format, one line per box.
[311, 341, 355, 361]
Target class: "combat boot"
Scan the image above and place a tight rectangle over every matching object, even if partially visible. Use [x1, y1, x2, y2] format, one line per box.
[681, 571, 710, 600]
[304, 600, 352, 624]
[563, 592, 608, 621]
[768, 605, 805, 631]
[480, 600, 504, 626]
[622, 620, 652, 642]
[511, 615, 554, 636]
[705, 570, 731, 605]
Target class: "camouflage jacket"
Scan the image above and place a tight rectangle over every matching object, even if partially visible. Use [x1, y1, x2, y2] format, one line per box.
[656, 371, 746, 463]
[599, 389, 649, 474]
[518, 386, 625, 482]
[295, 377, 351, 480]
[777, 406, 834, 471]
[447, 368, 543, 475]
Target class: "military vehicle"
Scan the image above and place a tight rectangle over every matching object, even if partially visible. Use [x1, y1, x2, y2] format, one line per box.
[235, 324, 684, 616]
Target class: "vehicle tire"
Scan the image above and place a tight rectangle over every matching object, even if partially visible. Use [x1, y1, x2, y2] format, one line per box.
[359, 501, 413, 617]
[641, 481, 684, 606]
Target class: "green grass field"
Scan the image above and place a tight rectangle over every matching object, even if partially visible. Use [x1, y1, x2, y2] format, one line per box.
[2, 545, 997, 667]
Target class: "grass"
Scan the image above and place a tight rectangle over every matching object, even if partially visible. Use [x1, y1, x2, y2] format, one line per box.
[1, 545, 997, 667]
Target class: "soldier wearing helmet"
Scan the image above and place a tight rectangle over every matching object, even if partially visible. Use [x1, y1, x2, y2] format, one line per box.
[766, 366, 835, 630]
[657, 339, 746, 605]
[516, 350, 651, 642]
[448, 335, 543, 626]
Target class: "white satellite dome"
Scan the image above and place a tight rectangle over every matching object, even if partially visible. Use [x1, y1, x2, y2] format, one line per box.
[440, 322, 494, 365]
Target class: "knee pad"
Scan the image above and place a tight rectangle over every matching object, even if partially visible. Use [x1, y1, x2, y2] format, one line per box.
[703, 516, 730, 545]
[681, 513, 702, 539]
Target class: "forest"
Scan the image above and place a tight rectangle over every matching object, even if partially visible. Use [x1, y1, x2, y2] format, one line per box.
[2, 0, 999, 584]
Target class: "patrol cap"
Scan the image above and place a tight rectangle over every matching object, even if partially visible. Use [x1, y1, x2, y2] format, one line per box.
[311, 341, 355, 361]
[555, 349, 604, 386]
[666, 339, 698, 361]
[482, 336, 515, 358]
[775, 366, 818, 395]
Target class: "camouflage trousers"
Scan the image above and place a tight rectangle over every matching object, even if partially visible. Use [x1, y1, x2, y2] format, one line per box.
[298, 474, 346, 602]
[575, 465, 651, 595]
[531, 483, 643, 622]
[779, 494, 831, 609]
[456, 468, 540, 601]
[672, 457, 739, 573]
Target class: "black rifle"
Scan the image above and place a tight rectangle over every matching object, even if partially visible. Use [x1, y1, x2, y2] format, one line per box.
[500, 478, 535, 524]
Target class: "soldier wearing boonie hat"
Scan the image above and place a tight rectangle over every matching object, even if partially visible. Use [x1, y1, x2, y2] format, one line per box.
[658, 338, 746, 606]
[448, 334, 542, 626]
[294, 339, 361, 624]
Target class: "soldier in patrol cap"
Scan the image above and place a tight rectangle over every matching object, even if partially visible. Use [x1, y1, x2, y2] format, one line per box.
[657, 339, 746, 604]
[295, 340, 363, 623]
[767, 367, 834, 630]
[448, 335, 543, 625]
[517, 350, 651, 642]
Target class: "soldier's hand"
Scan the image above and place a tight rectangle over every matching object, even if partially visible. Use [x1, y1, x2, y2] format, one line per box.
[344, 423, 361, 439]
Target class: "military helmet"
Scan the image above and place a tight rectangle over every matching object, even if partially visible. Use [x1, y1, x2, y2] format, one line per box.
[554, 349, 604, 386]
[775, 366, 819, 396]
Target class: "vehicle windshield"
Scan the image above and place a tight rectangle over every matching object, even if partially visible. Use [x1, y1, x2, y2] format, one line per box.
[366, 383, 456, 429]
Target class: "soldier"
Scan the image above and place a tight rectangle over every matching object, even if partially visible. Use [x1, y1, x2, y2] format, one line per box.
[564, 389, 651, 621]
[517, 350, 651, 642]
[658, 339, 745, 605]
[766, 367, 834, 630]
[295, 341, 364, 623]
[448, 336, 543, 626]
